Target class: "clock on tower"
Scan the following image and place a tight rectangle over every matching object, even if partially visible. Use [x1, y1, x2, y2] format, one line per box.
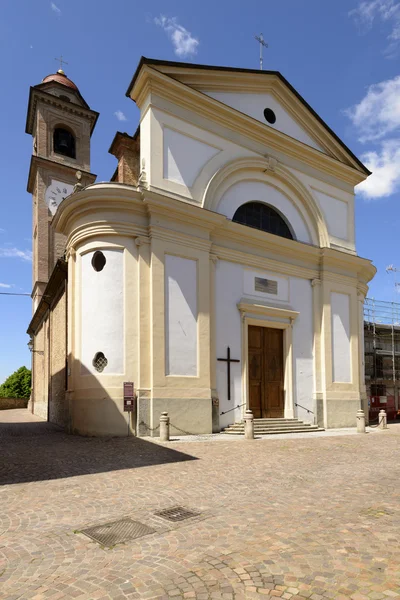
[45, 180, 74, 216]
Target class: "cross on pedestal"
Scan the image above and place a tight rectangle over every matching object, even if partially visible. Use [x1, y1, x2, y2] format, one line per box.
[217, 346, 240, 401]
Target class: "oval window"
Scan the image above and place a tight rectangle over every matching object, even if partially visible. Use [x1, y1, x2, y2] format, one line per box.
[91, 251, 106, 272]
[263, 108, 276, 124]
[93, 352, 108, 373]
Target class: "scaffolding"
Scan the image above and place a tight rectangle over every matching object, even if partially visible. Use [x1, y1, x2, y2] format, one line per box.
[364, 298, 400, 417]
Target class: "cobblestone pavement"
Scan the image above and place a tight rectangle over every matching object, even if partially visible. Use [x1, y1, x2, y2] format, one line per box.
[1, 410, 400, 600]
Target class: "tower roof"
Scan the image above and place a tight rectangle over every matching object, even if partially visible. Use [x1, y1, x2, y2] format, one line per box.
[41, 69, 79, 91]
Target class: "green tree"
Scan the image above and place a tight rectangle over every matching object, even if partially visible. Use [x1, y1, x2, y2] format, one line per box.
[0, 366, 31, 399]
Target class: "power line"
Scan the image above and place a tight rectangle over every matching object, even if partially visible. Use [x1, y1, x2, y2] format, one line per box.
[0, 292, 31, 296]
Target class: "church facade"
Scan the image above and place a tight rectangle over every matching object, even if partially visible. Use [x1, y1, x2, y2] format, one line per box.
[27, 57, 376, 436]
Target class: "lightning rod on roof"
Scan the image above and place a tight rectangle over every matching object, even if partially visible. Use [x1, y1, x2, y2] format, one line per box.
[254, 33, 268, 70]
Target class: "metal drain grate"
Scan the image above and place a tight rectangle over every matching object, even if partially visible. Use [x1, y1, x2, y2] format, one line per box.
[81, 518, 155, 547]
[155, 506, 200, 522]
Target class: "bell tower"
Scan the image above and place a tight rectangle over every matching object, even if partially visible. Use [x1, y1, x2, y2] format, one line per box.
[26, 68, 98, 310]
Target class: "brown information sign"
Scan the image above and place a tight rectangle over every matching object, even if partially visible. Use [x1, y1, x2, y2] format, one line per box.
[123, 382, 134, 398]
[123, 382, 135, 413]
[124, 398, 135, 412]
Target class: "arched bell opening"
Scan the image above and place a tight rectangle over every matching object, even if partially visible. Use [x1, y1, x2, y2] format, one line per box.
[53, 126, 76, 159]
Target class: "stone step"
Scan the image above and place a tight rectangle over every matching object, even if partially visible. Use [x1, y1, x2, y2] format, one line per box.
[223, 426, 324, 435]
[242, 420, 311, 425]
[226, 422, 315, 430]
[222, 417, 324, 435]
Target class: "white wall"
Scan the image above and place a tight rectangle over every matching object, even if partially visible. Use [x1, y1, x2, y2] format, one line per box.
[331, 292, 351, 383]
[81, 249, 124, 375]
[215, 261, 243, 428]
[165, 255, 198, 376]
[163, 127, 220, 187]
[205, 91, 324, 152]
[215, 260, 314, 428]
[291, 278, 314, 421]
[217, 180, 312, 244]
[314, 190, 348, 240]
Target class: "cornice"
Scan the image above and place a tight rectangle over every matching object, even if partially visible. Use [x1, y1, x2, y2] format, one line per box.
[27, 155, 96, 193]
[131, 66, 367, 186]
[149, 225, 212, 252]
[215, 219, 320, 265]
[26, 87, 99, 135]
[142, 189, 226, 232]
[68, 222, 148, 250]
[212, 244, 319, 280]
[237, 299, 299, 321]
[51, 179, 376, 286]
[53, 182, 144, 232]
[321, 248, 376, 283]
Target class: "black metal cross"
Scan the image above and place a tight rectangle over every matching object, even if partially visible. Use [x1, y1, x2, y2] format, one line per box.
[55, 55, 68, 70]
[217, 346, 240, 401]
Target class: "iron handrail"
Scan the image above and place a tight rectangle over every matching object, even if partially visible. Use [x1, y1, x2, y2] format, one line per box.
[220, 402, 246, 416]
[295, 402, 314, 415]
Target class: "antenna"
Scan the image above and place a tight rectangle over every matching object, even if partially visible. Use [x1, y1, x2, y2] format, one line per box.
[386, 265, 400, 302]
[254, 33, 268, 70]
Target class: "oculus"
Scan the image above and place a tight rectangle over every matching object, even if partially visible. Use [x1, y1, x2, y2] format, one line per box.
[263, 108, 276, 124]
[232, 202, 293, 240]
[92, 251, 106, 272]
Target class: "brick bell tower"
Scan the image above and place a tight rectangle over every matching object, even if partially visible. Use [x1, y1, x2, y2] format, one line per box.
[26, 67, 99, 311]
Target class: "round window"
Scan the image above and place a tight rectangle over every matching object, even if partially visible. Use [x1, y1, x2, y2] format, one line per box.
[263, 108, 276, 124]
[91, 251, 106, 272]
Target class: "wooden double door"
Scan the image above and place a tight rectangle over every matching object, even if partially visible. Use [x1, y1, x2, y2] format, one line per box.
[248, 325, 284, 419]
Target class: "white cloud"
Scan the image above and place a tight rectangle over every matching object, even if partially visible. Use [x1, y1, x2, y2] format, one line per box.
[349, 1, 400, 55]
[0, 247, 32, 262]
[0, 228, 5, 233]
[154, 15, 199, 58]
[0, 283, 12, 288]
[346, 74, 400, 199]
[114, 110, 127, 122]
[345, 76, 400, 142]
[51, 2, 61, 15]
[356, 140, 400, 198]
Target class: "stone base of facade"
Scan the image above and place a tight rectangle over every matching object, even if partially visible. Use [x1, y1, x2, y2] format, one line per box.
[67, 393, 212, 437]
[324, 398, 361, 428]
[150, 398, 212, 437]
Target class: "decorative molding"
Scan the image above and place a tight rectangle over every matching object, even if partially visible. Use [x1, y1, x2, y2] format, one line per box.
[138, 158, 148, 190]
[237, 299, 299, 321]
[130, 65, 368, 186]
[264, 155, 278, 172]
[202, 156, 330, 248]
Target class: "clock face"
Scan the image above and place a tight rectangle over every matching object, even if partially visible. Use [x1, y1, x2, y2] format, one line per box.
[45, 179, 74, 216]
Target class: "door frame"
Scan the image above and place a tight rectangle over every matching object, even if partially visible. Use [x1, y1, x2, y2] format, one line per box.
[238, 301, 299, 420]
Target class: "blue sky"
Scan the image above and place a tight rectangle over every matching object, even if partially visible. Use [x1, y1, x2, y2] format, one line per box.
[1, 0, 400, 383]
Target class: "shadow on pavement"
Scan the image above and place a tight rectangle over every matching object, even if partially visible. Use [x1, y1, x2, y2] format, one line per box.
[0, 415, 198, 485]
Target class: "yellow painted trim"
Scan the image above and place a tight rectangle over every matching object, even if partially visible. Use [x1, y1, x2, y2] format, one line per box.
[237, 300, 299, 321]
[131, 66, 368, 186]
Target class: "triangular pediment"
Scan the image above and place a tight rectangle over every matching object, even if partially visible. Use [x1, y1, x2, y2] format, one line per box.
[127, 58, 369, 176]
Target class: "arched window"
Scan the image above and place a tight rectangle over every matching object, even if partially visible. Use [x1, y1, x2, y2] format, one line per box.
[232, 202, 294, 240]
[53, 127, 76, 159]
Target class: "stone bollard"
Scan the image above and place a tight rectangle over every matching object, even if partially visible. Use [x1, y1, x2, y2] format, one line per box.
[356, 409, 366, 434]
[159, 412, 170, 441]
[244, 410, 254, 440]
[379, 409, 388, 430]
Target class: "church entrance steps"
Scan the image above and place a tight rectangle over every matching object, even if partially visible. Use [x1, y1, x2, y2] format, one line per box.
[222, 418, 324, 435]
